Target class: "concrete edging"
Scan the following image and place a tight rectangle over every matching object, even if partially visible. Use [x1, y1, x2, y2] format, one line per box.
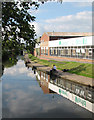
[24, 55, 94, 87]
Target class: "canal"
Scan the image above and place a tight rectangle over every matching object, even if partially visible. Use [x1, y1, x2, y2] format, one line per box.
[1, 56, 94, 118]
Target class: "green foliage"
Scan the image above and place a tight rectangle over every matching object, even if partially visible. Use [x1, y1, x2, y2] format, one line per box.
[3, 56, 18, 68]
[28, 54, 33, 59]
[28, 54, 39, 61]
[2, 1, 39, 53]
[27, 50, 31, 54]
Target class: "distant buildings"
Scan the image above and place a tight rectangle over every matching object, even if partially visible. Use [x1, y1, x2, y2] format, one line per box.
[34, 32, 93, 62]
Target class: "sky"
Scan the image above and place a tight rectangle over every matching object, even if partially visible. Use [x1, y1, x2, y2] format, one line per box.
[29, 1, 92, 37]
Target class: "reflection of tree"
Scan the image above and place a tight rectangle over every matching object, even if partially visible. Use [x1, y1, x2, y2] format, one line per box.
[0, 65, 4, 78]
[2, 65, 4, 77]
[3, 57, 18, 68]
[0, 56, 18, 77]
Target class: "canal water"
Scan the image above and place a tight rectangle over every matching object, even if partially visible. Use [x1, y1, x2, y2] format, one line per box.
[1, 57, 94, 118]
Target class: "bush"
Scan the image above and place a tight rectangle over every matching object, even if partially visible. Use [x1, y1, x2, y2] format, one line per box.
[28, 54, 39, 61]
[28, 54, 33, 59]
[27, 50, 31, 54]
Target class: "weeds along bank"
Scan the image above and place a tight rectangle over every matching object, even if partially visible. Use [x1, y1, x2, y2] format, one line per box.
[28, 54, 94, 78]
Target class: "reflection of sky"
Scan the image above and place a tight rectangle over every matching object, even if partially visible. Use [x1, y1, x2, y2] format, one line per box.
[0, 80, 2, 119]
[3, 60, 36, 79]
[2, 59, 92, 118]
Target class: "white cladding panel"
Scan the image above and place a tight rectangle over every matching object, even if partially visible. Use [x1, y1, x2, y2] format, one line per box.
[49, 36, 93, 47]
[48, 83, 94, 113]
[35, 44, 40, 48]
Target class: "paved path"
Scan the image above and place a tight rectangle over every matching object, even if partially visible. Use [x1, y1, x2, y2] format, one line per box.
[24, 54, 94, 87]
[38, 56, 94, 64]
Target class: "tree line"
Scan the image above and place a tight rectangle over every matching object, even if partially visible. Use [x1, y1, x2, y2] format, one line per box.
[2, 1, 39, 58]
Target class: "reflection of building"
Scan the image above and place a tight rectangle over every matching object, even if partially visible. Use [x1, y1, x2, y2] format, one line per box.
[35, 32, 93, 62]
[50, 78, 94, 102]
[36, 71, 54, 94]
[36, 70, 94, 113]
[49, 78, 94, 113]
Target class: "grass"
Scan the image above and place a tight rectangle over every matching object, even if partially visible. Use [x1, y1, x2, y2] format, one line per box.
[28, 54, 94, 78]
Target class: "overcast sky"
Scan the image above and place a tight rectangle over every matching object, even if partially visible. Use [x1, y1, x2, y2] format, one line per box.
[29, 1, 92, 37]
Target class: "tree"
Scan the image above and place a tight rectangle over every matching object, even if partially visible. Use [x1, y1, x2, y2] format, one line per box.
[2, 1, 39, 54]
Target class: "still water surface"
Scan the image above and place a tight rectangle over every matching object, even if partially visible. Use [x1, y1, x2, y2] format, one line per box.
[1, 57, 93, 118]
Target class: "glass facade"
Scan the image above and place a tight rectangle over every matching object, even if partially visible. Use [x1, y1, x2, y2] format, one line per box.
[49, 46, 94, 59]
[41, 47, 48, 55]
[37, 36, 94, 60]
[35, 48, 40, 56]
[46, 49, 48, 55]
[41, 48, 44, 55]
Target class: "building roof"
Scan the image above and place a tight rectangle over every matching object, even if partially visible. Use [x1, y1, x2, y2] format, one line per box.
[46, 32, 92, 37]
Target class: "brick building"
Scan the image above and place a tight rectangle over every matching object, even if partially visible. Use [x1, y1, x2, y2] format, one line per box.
[36, 70, 54, 94]
[34, 32, 93, 62]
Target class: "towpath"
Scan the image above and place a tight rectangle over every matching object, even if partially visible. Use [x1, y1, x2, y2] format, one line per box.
[24, 54, 94, 87]
[38, 56, 94, 64]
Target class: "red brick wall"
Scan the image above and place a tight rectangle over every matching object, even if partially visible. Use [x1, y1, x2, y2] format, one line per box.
[48, 47, 50, 56]
[34, 49, 36, 56]
[41, 33, 49, 42]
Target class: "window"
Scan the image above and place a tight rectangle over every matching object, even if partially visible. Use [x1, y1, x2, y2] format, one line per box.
[46, 48, 48, 55]
[55, 48, 58, 55]
[89, 53, 92, 55]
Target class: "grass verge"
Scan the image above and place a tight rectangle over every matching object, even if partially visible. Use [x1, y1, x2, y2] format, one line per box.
[28, 54, 94, 78]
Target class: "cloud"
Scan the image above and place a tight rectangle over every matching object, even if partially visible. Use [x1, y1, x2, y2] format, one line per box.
[31, 11, 92, 37]
[4, 60, 36, 79]
[4, 66, 28, 76]
[4, 84, 12, 90]
[27, 72, 36, 78]
[31, 22, 45, 36]
[3, 86, 92, 118]
[45, 11, 92, 25]
[37, 0, 93, 2]
[62, 0, 91, 1]
[71, 2, 92, 7]
[28, 9, 40, 15]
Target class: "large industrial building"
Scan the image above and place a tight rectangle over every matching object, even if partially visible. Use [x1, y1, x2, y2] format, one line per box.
[34, 32, 93, 62]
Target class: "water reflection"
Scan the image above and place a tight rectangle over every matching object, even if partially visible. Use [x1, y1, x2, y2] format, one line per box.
[0, 65, 4, 78]
[0, 79, 2, 119]
[3, 57, 18, 68]
[2, 58, 93, 118]
[35, 70, 94, 113]
[1, 56, 18, 78]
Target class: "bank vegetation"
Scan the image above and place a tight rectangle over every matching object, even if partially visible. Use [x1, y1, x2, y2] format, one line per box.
[28, 54, 94, 78]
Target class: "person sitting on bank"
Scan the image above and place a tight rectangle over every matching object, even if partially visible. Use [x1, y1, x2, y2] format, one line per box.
[52, 65, 56, 71]
[50, 65, 57, 76]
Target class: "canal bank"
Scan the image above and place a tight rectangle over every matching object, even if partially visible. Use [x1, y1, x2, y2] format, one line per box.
[2, 56, 93, 118]
[24, 54, 94, 87]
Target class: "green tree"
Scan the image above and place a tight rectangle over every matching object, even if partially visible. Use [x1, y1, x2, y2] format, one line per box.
[2, 1, 39, 54]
